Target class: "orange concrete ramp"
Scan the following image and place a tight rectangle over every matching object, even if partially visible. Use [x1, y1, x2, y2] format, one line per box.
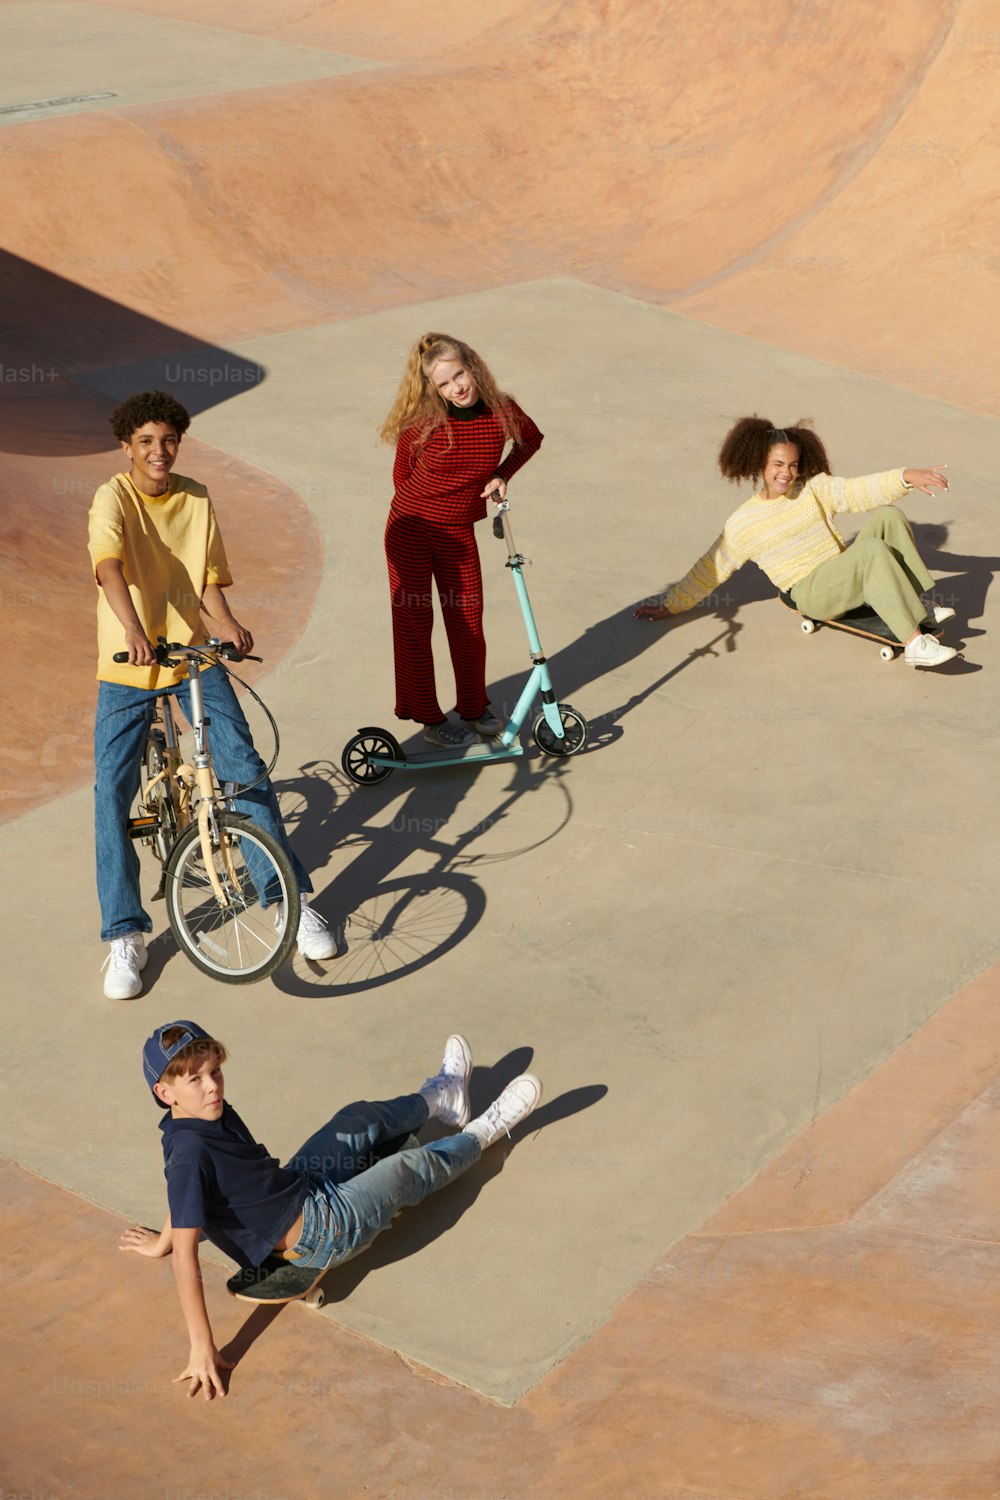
[3, 3, 995, 409]
[6, 959, 1000, 1498]
[2, 0, 1000, 1489]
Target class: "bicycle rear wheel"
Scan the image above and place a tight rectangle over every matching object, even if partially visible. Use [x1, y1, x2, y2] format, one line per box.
[165, 812, 300, 983]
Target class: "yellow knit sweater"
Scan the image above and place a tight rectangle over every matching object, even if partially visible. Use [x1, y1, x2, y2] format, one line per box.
[663, 469, 910, 614]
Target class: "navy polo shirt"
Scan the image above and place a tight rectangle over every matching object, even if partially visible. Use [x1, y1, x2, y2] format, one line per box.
[159, 1101, 307, 1269]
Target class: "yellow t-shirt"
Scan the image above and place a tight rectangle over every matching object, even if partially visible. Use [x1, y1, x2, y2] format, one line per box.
[88, 472, 233, 688]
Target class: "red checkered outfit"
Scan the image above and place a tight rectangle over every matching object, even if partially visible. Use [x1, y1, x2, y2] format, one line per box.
[385, 398, 543, 723]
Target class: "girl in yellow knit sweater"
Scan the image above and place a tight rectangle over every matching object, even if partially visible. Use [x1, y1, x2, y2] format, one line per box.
[636, 416, 956, 668]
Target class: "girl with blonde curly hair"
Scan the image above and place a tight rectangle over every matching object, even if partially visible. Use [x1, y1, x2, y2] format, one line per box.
[381, 334, 543, 744]
[636, 415, 956, 668]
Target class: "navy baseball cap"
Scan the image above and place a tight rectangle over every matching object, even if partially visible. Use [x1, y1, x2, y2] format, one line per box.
[143, 1020, 212, 1107]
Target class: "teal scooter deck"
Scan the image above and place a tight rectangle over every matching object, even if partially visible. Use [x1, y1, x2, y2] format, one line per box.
[369, 739, 525, 771]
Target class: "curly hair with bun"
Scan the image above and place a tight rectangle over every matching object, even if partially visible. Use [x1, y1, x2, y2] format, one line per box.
[718, 415, 831, 487]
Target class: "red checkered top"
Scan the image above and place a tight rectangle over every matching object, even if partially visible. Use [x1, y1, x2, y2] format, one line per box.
[391, 399, 543, 526]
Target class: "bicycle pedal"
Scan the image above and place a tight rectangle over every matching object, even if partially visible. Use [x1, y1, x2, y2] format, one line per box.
[126, 815, 160, 840]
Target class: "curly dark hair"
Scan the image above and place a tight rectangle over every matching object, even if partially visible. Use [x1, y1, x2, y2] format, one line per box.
[718, 415, 831, 486]
[110, 390, 191, 443]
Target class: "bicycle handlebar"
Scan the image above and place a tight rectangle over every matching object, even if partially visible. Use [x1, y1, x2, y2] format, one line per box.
[112, 638, 262, 666]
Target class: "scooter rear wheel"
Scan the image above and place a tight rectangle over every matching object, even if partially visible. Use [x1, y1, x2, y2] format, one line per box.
[532, 704, 588, 758]
[342, 729, 401, 786]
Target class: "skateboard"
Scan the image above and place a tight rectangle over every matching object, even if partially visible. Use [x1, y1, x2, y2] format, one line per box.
[226, 1129, 418, 1309]
[777, 591, 939, 662]
[228, 1255, 331, 1307]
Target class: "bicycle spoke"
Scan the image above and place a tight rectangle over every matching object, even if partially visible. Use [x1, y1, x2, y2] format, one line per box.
[165, 814, 298, 982]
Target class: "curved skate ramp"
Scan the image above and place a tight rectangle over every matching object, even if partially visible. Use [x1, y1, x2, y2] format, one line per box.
[0, 2, 986, 402]
[2, 0, 1000, 1474]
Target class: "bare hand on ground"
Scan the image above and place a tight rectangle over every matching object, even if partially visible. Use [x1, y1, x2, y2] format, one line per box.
[174, 1346, 235, 1402]
[119, 1224, 170, 1259]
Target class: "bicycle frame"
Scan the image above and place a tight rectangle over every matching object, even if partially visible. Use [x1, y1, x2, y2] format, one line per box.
[130, 647, 240, 906]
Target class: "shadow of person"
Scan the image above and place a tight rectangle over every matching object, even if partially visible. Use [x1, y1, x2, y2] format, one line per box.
[909, 519, 1000, 635]
[270, 755, 575, 999]
[258, 570, 769, 996]
[482, 564, 772, 745]
[219, 1303, 283, 1372]
[311, 1079, 608, 1308]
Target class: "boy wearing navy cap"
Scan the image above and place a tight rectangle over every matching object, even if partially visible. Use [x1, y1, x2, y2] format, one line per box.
[122, 1020, 541, 1400]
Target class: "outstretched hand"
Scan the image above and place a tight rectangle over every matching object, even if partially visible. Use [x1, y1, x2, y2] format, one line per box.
[904, 465, 949, 496]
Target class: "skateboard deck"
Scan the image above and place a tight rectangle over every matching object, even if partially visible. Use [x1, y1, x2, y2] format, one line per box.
[226, 1129, 418, 1308]
[228, 1256, 329, 1306]
[777, 591, 938, 657]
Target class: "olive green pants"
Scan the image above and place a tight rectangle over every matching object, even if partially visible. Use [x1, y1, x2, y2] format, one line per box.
[790, 506, 933, 641]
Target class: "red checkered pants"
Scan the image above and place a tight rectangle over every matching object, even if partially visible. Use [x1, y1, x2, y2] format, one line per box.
[385, 511, 489, 723]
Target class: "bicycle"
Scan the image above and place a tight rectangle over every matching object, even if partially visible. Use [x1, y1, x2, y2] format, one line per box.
[118, 638, 301, 983]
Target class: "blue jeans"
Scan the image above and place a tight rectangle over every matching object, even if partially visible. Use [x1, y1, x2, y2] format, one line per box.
[283, 1094, 482, 1269]
[94, 666, 311, 942]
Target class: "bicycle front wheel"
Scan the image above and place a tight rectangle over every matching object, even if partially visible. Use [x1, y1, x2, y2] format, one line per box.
[165, 813, 300, 983]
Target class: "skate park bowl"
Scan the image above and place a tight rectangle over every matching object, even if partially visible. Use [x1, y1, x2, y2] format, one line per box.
[4, 2, 1000, 1495]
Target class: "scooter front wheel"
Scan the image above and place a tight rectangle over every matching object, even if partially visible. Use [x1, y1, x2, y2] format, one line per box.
[532, 704, 588, 758]
[342, 728, 402, 786]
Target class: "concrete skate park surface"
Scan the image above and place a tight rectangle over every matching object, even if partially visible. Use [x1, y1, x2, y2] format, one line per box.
[3, 0, 1000, 1494]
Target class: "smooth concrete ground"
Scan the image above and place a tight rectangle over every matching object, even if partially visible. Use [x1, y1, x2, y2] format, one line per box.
[9, 960, 1000, 1498]
[2, 0, 1000, 1495]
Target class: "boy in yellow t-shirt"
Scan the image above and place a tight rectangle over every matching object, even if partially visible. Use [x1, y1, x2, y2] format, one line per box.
[89, 390, 335, 999]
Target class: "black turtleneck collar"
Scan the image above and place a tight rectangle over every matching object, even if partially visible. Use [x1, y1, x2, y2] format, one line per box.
[447, 398, 489, 421]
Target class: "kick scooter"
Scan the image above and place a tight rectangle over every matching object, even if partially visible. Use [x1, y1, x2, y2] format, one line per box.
[341, 503, 588, 786]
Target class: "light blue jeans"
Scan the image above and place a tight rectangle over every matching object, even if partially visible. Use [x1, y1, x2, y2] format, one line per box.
[284, 1093, 482, 1269]
[94, 666, 311, 942]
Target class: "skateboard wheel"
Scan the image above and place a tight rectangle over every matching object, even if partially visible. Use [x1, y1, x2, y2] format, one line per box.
[304, 1287, 325, 1309]
[801, 619, 816, 635]
[879, 645, 895, 662]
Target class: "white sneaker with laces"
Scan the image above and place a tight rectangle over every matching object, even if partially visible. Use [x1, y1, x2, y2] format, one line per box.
[102, 933, 148, 1000]
[420, 1034, 473, 1128]
[296, 901, 337, 961]
[904, 633, 958, 668]
[926, 604, 956, 626]
[422, 721, 477, 749]
[466, 1074, 542, 1148]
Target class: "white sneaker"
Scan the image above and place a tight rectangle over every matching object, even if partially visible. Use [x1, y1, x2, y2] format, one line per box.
[904, 633, 958, 668]
[296, 901, 337, 961]
[466, 1074, 542, 1148]
[925, 604, 956, 626]
[101, 933, 147, 1000]
[420, 1034, 472, 1127]
[422, 721, 477, 749]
